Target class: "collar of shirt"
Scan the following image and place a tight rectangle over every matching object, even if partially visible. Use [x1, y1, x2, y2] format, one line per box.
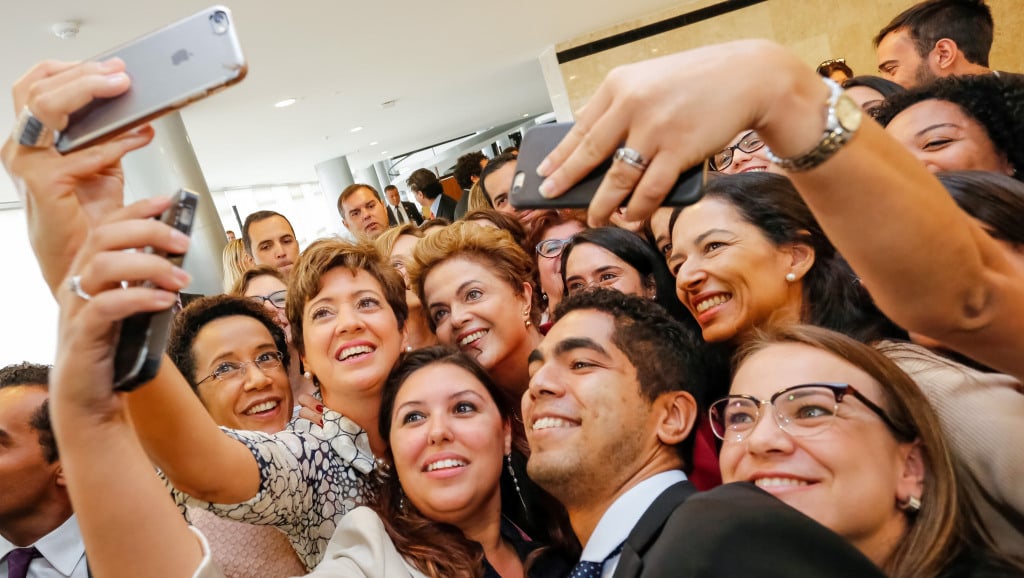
[0, 514, 86, 576]
[430, 195, 441, 218]
[579, 470, 687, 574]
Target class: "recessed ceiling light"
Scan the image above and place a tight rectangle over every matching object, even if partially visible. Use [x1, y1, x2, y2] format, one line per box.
[522, 113, 530, 118]
[369, 141, 379, 146]
[350, 126, 364, 133]
[274, 98, 296, 108]
[381, 151, 389, 155]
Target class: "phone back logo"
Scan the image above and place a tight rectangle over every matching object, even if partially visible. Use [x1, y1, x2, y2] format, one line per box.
[171, 49, 190, 65]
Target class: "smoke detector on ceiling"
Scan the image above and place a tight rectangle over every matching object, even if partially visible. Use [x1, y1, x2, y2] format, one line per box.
[52, 21, 80, 40]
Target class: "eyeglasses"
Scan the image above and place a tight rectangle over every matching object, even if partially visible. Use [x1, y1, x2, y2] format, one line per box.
[709, 131, 765, 171]
[536, 237, 573, 259]
[709, 382, 909, 443]
[249, 289, 287, 309]
[196, 351, 284, 386]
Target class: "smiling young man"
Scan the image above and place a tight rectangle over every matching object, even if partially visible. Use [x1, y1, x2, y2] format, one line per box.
[524, 289, 887, 577]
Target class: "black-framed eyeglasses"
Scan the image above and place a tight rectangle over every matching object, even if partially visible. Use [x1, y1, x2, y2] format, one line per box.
[536, 237, 573, 259]
[709, 130, 765, 171]
[709, 382, 911, 443]
[249, 289, 287, 309]
[196, 351, 284, 386]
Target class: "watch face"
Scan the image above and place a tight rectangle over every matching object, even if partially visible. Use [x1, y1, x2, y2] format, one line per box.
[836, 93, 863, 132]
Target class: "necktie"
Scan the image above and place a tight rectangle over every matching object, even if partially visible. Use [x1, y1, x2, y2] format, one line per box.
[6, 546, 41, 578]
[396, 205, 407, 225]
[569, 543, 624, 578]
[422, 205, 432, 219]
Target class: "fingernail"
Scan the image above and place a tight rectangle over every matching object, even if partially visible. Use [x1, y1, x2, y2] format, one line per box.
[98, 59, 121, 72]
[539, 179, 554, 198]
[537, 159, 551, 177]
[315, 404, 324, 413]
[169, 228, 190, 250]
[106, 72, 129, 86]
[157, 292, 178, 307]
[172, 266, 192, 286]
[318, 419, 324, 427]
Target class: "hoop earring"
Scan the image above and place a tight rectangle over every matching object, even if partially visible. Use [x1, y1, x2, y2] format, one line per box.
[898, 495, 921, 514]
[506, 453, 529, 515]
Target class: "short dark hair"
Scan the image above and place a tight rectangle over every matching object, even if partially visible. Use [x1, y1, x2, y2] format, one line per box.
[552, 289, 717, 466]
[453, 152, 488, 189]
[842, 75, 906, 100]
[384, 184, 398, 193]
[873, 74, 1024, 177]
[478, 151, 518, 200]
[560, 226, 690, 322]
[939, 171, 1024, 246]
[0, 362, 56, 463]
[242, 211, 294, 256]
[167, 295, 290, 391]
[874, 0, 994, 66]
[337, 184, 383, 217]
[407, 168, 443, 200]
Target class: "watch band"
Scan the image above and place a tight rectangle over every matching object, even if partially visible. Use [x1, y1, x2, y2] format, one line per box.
[765, 78, 860, 172]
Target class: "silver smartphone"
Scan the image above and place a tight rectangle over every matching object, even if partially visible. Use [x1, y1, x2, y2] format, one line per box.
[56, 6, 247, 154]
[112, 189, 199, 391]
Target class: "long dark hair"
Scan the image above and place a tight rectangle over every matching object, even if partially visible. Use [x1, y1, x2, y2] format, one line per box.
[560, 226, 690, 322]
[939, 170, 1024, 247]
[374, 346, 578, 576]
[690, 173, 906, 343]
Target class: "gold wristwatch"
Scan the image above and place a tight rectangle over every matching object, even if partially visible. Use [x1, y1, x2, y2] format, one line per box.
[766, 78, 862, 172]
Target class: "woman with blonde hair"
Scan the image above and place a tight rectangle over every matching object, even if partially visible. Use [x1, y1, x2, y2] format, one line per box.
[410, 221, 541, 398]
[374, 224, 436, 350]
[221, 238, 253, 292]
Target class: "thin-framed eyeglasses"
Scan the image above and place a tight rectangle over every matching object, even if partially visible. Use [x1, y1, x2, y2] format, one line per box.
[196, 351, 284, 386]
[709, 130, 765, 171]
[536, 237, 573, 259]
[709, 382, 911, 443]
[249, 289, 287, 309]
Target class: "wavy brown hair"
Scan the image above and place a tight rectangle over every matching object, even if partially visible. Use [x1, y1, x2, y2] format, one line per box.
[408, 221, 541, 331]
[373, 346, 577, 577]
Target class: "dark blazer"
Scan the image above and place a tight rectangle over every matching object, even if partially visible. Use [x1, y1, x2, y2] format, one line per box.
[432, 194, 457, 222]
[613, 481, 886, 578]
[386, 201, 424, 227]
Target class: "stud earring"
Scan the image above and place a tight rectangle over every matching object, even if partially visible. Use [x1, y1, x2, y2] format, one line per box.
[405, 346, 413, 352]
[785, 272, 797, 282]
[898, 495, 921, 513]
[303, 370, 313, 380]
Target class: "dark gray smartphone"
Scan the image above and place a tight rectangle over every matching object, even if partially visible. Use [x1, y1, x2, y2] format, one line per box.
[112, 189, 199, 392]
[56, 6, 247, 154]
[510, 122, 707, 209]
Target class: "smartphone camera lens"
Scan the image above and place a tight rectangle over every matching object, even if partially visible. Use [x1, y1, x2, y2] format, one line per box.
[210, 11, 229, 35]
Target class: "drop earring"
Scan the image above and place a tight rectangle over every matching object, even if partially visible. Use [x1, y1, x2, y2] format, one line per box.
[785, 272, 797, 282]
[506, 453, 529, 515]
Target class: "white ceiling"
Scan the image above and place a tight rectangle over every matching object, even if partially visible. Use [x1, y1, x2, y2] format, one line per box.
[0, 0, 694, 205]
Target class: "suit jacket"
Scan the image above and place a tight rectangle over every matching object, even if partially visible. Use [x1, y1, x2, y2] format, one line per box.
[387, 201, 424, 227]
[432, 194, 457, 222]
[613, 481, 886, 578]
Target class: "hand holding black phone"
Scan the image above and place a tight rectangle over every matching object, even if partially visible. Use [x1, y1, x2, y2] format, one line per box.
[112, 189, 199, 391]
[510, 122, 707, 210]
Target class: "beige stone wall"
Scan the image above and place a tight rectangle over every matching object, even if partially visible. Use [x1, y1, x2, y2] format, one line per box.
[559, 0, 1024, 113]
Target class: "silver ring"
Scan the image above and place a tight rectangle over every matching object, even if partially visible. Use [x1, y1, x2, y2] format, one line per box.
[12, 106, 58, 149]
[613, 147, 650, 171]
[69, 275, 92, 301]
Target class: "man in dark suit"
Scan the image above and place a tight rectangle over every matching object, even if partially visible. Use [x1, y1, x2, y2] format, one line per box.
[384, 184, 423, 227]
[524, 290, 885, 578]
[407, 168, 456, 222]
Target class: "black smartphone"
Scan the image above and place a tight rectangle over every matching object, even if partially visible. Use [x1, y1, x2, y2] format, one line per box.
[510, 122, 707, 210]
[112, 189, 199, 392]
[57, 6, 247, 154]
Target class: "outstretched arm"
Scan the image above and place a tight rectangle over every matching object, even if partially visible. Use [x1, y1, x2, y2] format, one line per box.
[537, 39, 1024, 378]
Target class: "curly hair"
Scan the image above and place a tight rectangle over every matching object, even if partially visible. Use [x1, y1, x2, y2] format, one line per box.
[287, 239, 409, 356]
[453, 152, 488, 190]
[408, 221, 541, 331]
[373, 346, 578, 576]
[167, 295, 289, 390]
[874, 74, 1024, 177]
[0, 362, 57, 463]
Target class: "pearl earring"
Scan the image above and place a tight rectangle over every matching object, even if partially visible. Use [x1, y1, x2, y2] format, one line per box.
[405, 346, 413, 352]
[303, 370, 313, 380]
[785, 273, 797, 282]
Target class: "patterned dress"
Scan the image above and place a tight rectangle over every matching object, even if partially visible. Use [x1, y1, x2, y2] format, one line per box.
[172, 410, 379, 570]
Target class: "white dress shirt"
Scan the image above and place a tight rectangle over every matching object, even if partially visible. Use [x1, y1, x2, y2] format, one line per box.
[391, 203, 410, 225]
[0, 515, 89, 577]
[429, 195, 441, 219]
[578, 470, 688, 578]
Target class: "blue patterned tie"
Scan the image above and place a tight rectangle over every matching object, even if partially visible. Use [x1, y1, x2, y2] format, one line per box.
[568, 559, 603, 578]
[6, 546, 40, 578]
